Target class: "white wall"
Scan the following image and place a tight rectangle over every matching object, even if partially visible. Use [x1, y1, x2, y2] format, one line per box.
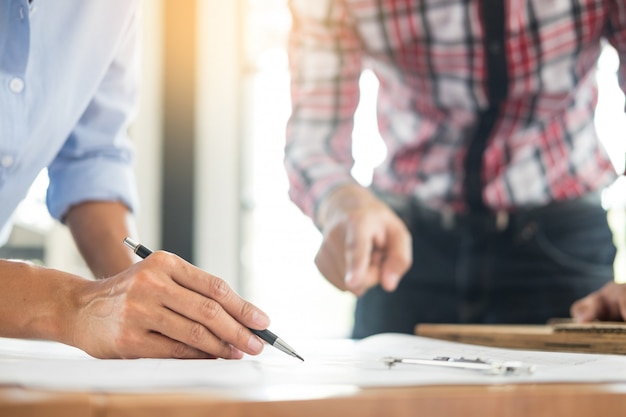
[194, 0, 243, 289]
[130, 0, 164, 249]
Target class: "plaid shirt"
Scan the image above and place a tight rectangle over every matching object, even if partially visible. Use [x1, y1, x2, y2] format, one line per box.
[285, 0, 626, 220]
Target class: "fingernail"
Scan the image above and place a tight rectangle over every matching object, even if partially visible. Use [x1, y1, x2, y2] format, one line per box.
[248, 334, 264, 353]
[386, 273, 400, 290]
[572, 309, 589, 323]
[345, 272, 354, 286]
[252, 310, 270, 327]
[230, 346, 244, 359]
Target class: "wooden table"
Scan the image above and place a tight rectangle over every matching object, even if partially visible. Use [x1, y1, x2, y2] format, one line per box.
[3, 382, 626, 417]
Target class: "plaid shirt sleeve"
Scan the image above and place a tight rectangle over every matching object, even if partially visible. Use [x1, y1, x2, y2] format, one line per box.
[285, 0, 363, 222]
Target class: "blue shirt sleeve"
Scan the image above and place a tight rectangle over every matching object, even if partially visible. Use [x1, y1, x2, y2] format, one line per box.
[46, 7, 140, 221]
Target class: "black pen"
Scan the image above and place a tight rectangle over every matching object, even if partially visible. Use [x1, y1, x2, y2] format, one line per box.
[122, 237, 304, 361]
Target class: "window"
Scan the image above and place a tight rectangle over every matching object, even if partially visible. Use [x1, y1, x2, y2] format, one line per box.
[240, 0, 355, 338]
[596, 44, 626, 283]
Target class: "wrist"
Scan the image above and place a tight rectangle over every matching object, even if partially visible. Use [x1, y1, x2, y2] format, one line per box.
[0, 260, 91, 346]
[316, 184, 377, 228]
[32, 268, 92, 348]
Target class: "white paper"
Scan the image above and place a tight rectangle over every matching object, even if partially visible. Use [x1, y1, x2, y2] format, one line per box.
[1, 333, 625, 392]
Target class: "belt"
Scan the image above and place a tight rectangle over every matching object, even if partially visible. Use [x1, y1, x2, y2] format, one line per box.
[409, 191, 603, 232]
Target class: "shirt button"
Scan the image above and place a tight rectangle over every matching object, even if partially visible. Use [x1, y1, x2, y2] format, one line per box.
[0, 155, 14, 168]
[9, 77, 25, 93]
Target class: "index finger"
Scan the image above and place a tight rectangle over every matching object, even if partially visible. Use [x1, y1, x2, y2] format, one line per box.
[162, 283, 265, 356]
[570, 282, 624, 322]
[154, 252, 270, 329]
[344, 223, 374, 292]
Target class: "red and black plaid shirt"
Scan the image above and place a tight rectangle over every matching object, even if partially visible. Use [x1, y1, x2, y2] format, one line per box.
[285, 0, 626, 220]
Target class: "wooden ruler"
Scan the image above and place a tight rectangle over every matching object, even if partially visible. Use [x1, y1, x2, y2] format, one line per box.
[415, 322, 626, 355]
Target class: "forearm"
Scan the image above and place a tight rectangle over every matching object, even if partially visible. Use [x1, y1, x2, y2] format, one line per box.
[286, 1, 362, 221]
[65, 201, 137, 278]
[0, 260, 89, 344]
[0, 219, 275, 359]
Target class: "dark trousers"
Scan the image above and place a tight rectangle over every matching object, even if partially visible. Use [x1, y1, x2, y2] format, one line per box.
[352, 193, 616, 339]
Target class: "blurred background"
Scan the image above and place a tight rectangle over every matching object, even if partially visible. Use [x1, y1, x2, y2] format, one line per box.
[1, 0, 625, 340]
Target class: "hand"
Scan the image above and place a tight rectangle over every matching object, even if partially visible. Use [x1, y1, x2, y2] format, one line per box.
[570, 281, 626, 323]
[315, 185, 412, 296]
[72, 251, 271, 359]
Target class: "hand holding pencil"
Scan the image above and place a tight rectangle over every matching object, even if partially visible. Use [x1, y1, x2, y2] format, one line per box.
[70, 238, 278, 359]
[123, 238, 303, 361]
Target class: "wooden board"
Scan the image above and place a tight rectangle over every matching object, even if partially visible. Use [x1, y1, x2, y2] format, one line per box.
[415, 322, 626, 355]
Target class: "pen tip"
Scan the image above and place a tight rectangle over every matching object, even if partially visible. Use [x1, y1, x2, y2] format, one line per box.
[123, 237, 137, 249]
[295, 353, 304, 362]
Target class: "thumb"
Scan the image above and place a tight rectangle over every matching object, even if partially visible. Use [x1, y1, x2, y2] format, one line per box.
[379, 228, 412, 292]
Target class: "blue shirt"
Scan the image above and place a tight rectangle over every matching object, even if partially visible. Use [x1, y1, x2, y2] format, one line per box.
[0, 0, 140, 242]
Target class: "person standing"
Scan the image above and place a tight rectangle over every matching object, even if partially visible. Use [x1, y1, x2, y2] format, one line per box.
[285, 0, 626, 338]
[0, 0, 271, 359]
